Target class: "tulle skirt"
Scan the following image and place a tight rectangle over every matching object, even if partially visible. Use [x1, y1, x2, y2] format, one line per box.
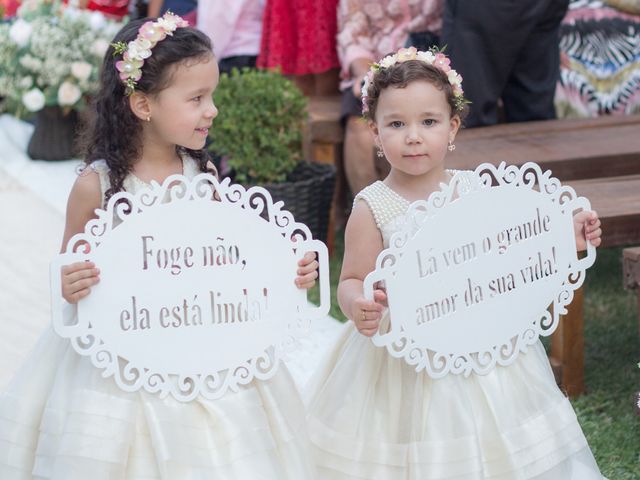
[305, 321, 603, 480]
[0, 327, 317, 479]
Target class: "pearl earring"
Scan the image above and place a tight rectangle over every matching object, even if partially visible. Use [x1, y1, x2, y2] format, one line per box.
[376, 146, 384, 158]
[146, 115, 151, 122]
[448, 141, 456, 152]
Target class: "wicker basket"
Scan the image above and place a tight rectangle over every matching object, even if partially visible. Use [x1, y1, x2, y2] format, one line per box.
[262, 161, 336, 244]
[27, 106, 79, 161]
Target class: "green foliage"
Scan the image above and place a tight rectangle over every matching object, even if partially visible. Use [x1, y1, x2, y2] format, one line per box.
[209, 68, 308, 185]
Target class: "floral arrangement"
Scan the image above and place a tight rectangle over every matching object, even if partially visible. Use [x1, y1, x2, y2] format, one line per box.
[361, 46, 467, 116]
[0, 0, 124, 118]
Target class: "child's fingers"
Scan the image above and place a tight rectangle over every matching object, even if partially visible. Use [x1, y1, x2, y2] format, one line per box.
[65, 267, 100, 285]
[295, 270, 318, 289]
[61, 261, 95, 275]
[63, 276, 99, 296]
[373, 289, 388, 307]
[357, 308, 383, 322]
[297, 260, 319, 275]
[586, 226, 602, 239]
[585, 219, 601, 233]
[298, 251, 317, 266]
[358, 325, 379, 337]
[67, 287, 93, 303]
[64, 274, 99, 294]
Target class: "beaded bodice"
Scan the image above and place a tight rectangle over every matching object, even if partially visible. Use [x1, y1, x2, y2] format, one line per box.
[355, 170, 474, 247]
[355, 181, 410, 247]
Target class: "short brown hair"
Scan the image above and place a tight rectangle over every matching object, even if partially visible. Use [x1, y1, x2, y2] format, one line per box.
[363, 60, 468, 121]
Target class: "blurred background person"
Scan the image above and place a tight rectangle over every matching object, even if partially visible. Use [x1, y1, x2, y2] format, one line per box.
[337, 0, 442, 196]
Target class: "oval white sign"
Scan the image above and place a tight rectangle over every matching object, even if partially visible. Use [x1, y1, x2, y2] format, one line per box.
[363, 163, 595, 377]
[51, 175, 329, 401]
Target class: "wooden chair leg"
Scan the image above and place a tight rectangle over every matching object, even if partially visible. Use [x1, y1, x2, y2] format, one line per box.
[550, 286, 585, 398]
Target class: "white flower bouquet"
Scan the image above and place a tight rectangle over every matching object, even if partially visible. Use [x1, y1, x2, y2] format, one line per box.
[0, 0, 124, 118]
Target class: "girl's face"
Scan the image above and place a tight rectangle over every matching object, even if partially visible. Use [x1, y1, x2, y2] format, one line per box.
[370, 80, 460, 178]
[146, 54, 219, 150]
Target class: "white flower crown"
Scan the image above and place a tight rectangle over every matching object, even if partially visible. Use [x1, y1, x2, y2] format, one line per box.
[361, 47, 466, 116]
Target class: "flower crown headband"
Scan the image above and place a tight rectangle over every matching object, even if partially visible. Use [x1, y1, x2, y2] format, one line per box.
[111, 12, 189, 95]
[361, 46, 466, 116]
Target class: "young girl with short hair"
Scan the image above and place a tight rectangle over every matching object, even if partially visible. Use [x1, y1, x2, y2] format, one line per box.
[305, 47, 604, 479]
[0, 13, 319, 479]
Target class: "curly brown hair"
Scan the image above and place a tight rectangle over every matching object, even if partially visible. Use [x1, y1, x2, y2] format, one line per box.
[363, 60, 469, 122]
[78, 19, 216, 205]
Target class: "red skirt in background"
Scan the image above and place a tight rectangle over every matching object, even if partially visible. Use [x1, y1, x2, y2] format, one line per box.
[86, 0, 129, 20]
[257, 0, 340, 75]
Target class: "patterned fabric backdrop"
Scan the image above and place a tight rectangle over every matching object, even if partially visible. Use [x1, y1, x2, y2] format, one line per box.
[556, 0, 640, 117]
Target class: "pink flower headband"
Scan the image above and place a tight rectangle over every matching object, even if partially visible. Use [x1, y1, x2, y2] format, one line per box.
[111, 12, 189, 95]
[361, 47, 466, 115]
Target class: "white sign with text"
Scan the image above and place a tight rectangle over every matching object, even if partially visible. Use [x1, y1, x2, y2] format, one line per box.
[363, 162, 596, 377]
[50, 174, 329, 401]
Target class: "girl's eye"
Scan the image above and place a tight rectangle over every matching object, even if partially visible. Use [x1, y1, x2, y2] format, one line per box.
[390, 121, 403, 128]
[423, 119, 435, 126]
[192, 95, 202, 102]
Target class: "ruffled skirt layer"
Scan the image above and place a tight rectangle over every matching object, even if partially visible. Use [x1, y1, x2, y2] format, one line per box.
[0, 328, 317, 479]
[305, 323, 603, 480]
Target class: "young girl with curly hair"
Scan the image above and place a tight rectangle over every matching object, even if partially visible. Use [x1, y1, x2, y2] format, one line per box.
[0, 13, 319, 479]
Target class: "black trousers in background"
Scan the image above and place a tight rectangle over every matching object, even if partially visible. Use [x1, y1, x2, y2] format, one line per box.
[441, 0, 570, 128]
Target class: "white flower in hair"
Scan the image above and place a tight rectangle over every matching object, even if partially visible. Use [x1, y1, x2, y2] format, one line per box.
[379, 54, 398, 69]
[58, 81, 82, 106]
[448, 70, 462, 87]
[157, 15, 179, 32]
[127, 38, 153, 60]
[22, 88, 45, 112]
[416, 50, 436, 64]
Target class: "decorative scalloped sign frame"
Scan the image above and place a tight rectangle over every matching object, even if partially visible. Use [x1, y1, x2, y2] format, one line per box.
[50, 174, 329, 401]
[363, 162, 596, 377]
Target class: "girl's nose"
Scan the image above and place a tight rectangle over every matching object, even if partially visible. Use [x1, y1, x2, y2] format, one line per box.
[406, 126, 421, 144]
[205, 99, 218, 119]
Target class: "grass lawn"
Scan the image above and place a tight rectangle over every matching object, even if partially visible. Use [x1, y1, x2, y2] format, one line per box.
[312, 235, 639, 477]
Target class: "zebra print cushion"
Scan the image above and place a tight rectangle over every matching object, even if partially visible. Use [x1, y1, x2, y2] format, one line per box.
[556, 0, 640, 117]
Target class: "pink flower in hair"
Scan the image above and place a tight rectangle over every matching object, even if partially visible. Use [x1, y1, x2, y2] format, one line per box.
[139, 21, 166, 43]
[158, 12, 189, 31]
[116, 52, 143, 82]
[434, 53, 451, 73]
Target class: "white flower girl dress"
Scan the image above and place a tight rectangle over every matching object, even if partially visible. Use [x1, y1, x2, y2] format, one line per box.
[0, 157, 317, 480]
